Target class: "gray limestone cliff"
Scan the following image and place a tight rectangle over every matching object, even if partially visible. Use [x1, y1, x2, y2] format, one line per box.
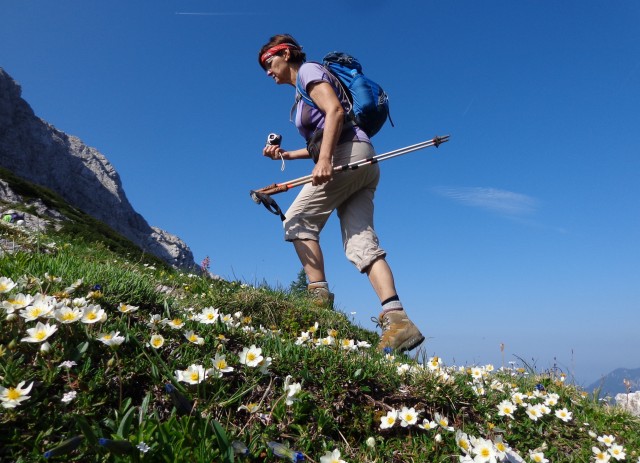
[0, 67, 196, 270]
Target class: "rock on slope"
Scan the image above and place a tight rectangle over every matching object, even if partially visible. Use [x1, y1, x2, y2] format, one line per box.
[0, 67, 196, 270]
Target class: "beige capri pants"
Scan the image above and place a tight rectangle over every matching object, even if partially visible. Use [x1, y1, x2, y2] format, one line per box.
[283, 141, 386, 273]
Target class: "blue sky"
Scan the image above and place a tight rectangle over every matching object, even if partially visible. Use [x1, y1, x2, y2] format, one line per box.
[2, 1, 639, 387]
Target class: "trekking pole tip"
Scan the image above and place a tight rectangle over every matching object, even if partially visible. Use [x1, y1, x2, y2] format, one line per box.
[433, 135, 450, 148]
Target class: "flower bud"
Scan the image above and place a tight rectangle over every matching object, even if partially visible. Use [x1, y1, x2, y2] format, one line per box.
[8, 339, 18, 351]
[40, 342, 52, 354]
[98, 438, 135, 456]
[43, 435, 84, 458]
[6, 313, 18, 322]
[366, 437, 376, 448]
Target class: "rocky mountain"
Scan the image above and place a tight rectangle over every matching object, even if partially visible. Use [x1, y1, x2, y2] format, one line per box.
[586, 367, 640, 397]
[0, 67, 196, 270]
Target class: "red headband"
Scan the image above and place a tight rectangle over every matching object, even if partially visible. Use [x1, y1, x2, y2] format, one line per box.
[260, 43, 298, 66]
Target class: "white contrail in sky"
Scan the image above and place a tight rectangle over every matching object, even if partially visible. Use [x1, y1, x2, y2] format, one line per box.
[175, 12, 259, 16]
[433, 186, 538, 216]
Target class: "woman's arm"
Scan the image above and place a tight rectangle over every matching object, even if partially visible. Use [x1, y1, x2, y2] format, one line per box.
[263, 145, 310, 160]
[307, 81, 344, 186]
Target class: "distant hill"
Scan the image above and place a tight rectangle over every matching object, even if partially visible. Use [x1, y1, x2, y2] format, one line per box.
[586, 367, 640, 397]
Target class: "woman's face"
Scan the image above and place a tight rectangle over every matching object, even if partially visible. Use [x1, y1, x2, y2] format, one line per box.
[265, 51, 291, 85]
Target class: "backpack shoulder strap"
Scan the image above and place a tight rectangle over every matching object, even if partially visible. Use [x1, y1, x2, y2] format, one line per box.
[295, 62, 320, 108]
[295, 61, 353, 113]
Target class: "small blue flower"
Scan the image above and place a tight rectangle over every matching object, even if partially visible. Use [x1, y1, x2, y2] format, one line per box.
[383, 346, 393, 354]
[268, 441, 304, 462]
[535, 383, 546, 392]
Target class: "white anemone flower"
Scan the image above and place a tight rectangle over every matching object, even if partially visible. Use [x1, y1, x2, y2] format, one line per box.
[320, 448, 346, 463]
[529, 451, 549, 463]
[493, 440, 509, 461]
[237, 402, 260, 413]
[470, 367, 484, 381]
[455, 430, 471, 454]
[556, 408, 573, 423]
[0, 277, 17, 294]
[283, 375, 302, 405]
[340, 339, 357, 351]
[471, 437, 497, 463]
[427, 356, 443, 370]
[147, 314, 162, 328]
[198, 307, 220, 324]
[81, 305, 107, 324]
[238, 345, 263, 367]
[148, 334, 165, 349]
[211, 354, 234, 374]
[0, 381, 34, 408]
[608, 444, 626, 461]
[598, 435, 616, 447]
[164, 318, 185, 329]
[511, 392, 528, 407]
[2, 293, 34, 314]
[397, 363, 412, 375]
[21, 321, 58, 343]
[525, 404, 542, 421]
[117, 303, 139, 314]
[20, 295, 55, 321]
[184, 331, 205, 345]
[258, 356, 272, 375]
[418, 418, 438, 430]
[71, 297, 88, 308]
[295, 331, 311, 345]
[593, 448, 612, 463]
[316, 336, 335, 347]
[54, 306, 84, 324]
[380, 409, 398, 429]
[497, 400, 516, 419]
[544, 393, 560, 407]
[175, 364, 208, 385]
[399, 406, 419, 427]
[97, 331, 125, 347]
[435, 412, 454, 431]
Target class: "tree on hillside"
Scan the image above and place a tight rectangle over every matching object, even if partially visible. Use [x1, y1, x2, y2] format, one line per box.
[289, 268, 308, 295]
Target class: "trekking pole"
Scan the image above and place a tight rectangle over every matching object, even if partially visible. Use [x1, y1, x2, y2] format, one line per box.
[250, 134, 450, 220]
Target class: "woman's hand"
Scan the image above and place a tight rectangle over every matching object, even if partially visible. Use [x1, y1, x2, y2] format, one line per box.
[312, 158, 333, 186]
[263, 144, 285, 160]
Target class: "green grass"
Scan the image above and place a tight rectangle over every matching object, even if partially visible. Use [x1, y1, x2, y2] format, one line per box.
[0, 210, 639, 463]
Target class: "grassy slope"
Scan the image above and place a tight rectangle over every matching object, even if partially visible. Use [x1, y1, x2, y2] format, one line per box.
[1, 183, 639, 463]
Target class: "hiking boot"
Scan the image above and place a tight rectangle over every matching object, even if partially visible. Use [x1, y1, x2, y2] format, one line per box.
[307, 283, 334, 308]
[376, 309, 425, 353]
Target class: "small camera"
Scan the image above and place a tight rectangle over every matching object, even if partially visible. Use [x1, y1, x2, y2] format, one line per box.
[266, 133, 282, 146]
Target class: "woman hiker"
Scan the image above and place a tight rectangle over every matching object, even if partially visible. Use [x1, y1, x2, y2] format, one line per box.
[258, 34, 424, 353]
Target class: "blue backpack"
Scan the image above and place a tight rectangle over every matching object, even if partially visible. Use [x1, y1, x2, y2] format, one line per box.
[296, 52, 393, 137]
